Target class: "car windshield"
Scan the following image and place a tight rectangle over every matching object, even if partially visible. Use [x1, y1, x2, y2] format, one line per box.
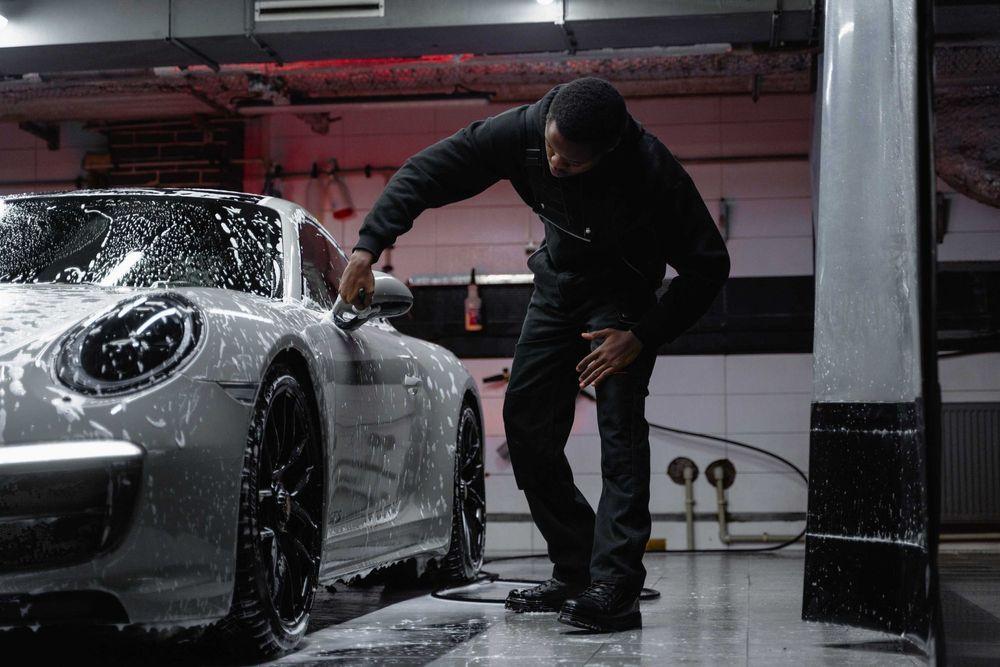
[0, 195, 283, 298]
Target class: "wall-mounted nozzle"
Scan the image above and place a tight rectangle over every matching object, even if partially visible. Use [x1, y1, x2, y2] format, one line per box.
[668, 457, 700, 550]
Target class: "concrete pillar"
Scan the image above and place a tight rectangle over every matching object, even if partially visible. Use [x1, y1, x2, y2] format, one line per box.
[802, 0, 940, 655]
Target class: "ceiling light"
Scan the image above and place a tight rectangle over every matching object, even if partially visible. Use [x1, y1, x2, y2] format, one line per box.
[536, 0, 554, 5]
[0, 14, 8, 31]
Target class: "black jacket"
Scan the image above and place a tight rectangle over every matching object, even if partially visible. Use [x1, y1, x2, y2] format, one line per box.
[353, 86, 730, 350]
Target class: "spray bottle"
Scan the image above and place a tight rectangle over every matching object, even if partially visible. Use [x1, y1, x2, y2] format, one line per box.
[464, 268, 483, 332]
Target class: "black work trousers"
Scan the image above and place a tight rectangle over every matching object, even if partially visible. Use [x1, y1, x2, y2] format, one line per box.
[502, 248, 657, 594]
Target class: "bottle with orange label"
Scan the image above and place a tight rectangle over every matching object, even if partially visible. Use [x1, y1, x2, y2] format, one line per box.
[464, 268, 483, 332]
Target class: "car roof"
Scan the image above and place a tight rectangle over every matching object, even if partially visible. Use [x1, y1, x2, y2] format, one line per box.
[1, 187, 272, 207]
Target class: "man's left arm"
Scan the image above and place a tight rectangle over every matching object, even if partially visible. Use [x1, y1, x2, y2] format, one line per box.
[628, 174, 731, 351]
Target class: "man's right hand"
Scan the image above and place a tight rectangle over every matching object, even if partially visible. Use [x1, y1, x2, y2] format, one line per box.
[339, 249, 376, 308]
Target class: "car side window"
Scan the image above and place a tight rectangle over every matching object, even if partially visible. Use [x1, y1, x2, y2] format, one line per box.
[319, 229, 349, 298]
[298, 223, 335, 310]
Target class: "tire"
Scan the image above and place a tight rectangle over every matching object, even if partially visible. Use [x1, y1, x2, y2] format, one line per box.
[439, 402, 486, 583]
[211, 363, 324, 660]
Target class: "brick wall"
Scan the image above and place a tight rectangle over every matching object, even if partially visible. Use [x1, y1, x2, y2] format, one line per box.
[102, 117, 244, 190]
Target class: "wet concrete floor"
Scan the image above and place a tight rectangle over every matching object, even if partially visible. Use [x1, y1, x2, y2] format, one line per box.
[5, 551, 997, 665]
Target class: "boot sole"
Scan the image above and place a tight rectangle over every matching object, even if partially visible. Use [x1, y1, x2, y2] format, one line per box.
[557, 609, 642, 632]
[504, 598, 563, 613]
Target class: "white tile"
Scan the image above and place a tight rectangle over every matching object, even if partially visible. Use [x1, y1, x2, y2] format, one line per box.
[479, 395, 505, 437]
[725, 354, 813, 394]
[269, 133, 344, 173]
[645, 394, 727, 435]
[564, 434, 603, 474]
[721, 160, 812, 199]
[483, 435, 513, 476]
[374, 245, 436, 283]
[484, 520, 533, 554]
[727, 236, 814, 277]
[337, 172, 391, 210]
[436, 206, 530, 246]
[484, 474, 530, 513]
[727, 471, 808, 513]
[649, 355, 725, 395]
[726, 197, 813, 239]
[269, 113, 333, 138]
[720, 94, 814, 123]
[433, 102, 517, 135]
[723, 432, 810, 474]
[720, 120, 811, 157]
[726, 393, 812, 433]
[571, 397, 600, 436]
[647, 122, 721, 159]
[628, 96, 721, 126]
[458, 357, 514, 399]
[340, 106, 437, 136]
[938, 231, 1000, 262]
[388, 209, 438, 247]
[574, 473, 603, 509]
[341, 132, 441, 168]
[685, 163, 722, 200]
[649, 479, 718, 523]
[945, 193, 1000, 233]
[939, 353, 1000, 391]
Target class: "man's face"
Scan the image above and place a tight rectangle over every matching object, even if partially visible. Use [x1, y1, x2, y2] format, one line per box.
[544, 119, 604, 179]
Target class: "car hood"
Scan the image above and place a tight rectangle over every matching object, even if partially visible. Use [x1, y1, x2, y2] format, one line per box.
[0, 283, 144, 360]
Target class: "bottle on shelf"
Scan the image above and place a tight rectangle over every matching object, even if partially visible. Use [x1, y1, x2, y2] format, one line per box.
[464, 268, 483, 332]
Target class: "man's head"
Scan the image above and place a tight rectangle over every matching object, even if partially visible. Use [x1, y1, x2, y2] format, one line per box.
[544, 77, 627, 178]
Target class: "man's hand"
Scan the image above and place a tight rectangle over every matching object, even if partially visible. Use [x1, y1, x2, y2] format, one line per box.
[339, 249, 376, 308]
[576, 329, 643, 389]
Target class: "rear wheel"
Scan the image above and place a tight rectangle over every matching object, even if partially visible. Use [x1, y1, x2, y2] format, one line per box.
[439, 402, 486, 583]
[213, 363, 323, 659]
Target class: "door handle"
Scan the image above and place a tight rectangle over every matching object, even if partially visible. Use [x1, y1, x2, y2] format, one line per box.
[403, 374, 421, 391]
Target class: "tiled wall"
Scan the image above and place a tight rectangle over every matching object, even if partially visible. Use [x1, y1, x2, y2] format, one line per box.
[245, 92, 1000, 555]
[244, 94, 816, 279]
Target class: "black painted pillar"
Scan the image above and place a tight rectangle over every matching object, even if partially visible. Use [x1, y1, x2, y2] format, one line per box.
[803, 0, 941, 657]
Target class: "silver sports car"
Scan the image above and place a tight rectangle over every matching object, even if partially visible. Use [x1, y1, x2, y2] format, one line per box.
[0, 188, 486, 658]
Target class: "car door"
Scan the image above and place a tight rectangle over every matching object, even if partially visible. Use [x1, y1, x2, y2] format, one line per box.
[297, 219, 420, 569]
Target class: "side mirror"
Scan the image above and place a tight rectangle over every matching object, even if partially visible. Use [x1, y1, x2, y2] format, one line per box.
[331, 271, 413, 331]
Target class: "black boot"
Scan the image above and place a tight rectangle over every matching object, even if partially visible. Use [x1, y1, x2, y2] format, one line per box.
[557, 580, 641, 631]
[505, 578, 588, 613]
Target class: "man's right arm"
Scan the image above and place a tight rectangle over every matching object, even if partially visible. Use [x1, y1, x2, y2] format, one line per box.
[352, 109, 523, 263]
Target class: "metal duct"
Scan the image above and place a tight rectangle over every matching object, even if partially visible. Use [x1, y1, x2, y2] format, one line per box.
[254, 1, 385, 22]
[0, 0, 818, 75]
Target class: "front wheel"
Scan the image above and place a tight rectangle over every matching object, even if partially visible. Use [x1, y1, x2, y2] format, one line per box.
[439, 402, 486, 583]
[212, 363, 324, 660]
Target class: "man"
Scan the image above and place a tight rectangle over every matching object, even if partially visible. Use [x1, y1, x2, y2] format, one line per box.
[339, 77, 730, 631]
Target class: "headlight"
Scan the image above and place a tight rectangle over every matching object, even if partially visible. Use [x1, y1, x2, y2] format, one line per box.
[57, 293, 201, 396]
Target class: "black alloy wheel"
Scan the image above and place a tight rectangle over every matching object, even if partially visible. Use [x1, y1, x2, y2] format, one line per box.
[257, 374, 322, 627]
[441, 403, 486, 582]
[214, 364, 324, 659]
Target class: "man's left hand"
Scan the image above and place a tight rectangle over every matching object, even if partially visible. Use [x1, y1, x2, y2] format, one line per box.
[576, 329, 644, 389]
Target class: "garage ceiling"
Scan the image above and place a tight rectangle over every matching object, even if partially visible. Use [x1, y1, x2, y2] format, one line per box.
[0, 0, 996, 207]
[0, 1, 817, 73]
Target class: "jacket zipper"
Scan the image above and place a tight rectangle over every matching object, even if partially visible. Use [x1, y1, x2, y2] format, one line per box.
[539, 213, 592, 243]
[526, 243, 546, 262]
[622, 256, 646, 280]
